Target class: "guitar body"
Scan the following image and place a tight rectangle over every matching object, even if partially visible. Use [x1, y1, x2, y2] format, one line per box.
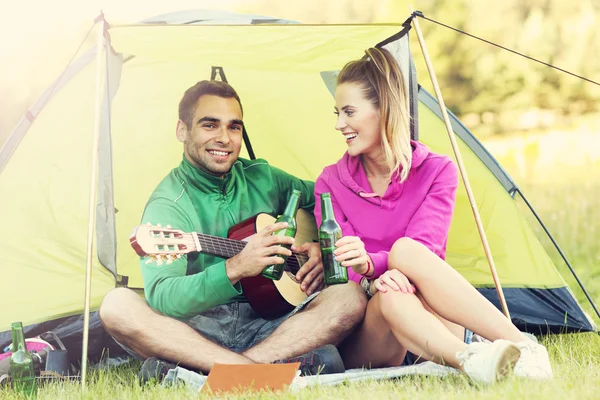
[229, 210, 317, 320]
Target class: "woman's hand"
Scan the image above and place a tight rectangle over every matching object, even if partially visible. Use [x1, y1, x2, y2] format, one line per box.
[333, 236, 372, 276]
[374, 269, 416, 294]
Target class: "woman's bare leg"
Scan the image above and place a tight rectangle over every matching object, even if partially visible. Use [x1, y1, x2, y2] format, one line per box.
[388, 237, 528, 343]
[379, 290, 469, 368]
[418, 293, 465, 344]
[339, 292, 408, 369]
[340, 291, 469, 369]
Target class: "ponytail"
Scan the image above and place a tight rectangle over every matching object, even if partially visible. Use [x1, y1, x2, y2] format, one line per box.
[337, 48, 412, 182]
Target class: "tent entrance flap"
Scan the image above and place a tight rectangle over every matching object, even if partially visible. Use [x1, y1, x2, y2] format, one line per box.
[96, 38, 124, 278]
[319, 31, 419, 141]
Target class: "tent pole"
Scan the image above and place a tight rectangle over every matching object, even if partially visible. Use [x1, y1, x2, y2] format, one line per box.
[81, 13, 106, 392]
[409, 8, 511, 319]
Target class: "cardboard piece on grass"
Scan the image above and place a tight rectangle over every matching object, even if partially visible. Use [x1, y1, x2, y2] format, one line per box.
[203, 362, 300, 394]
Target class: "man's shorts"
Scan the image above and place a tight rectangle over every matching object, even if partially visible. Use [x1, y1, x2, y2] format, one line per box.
[118, 291, 321, 358]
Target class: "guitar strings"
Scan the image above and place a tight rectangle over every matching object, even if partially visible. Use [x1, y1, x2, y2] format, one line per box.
[148, 232, 307, 272]
[193, 233, 309, 268]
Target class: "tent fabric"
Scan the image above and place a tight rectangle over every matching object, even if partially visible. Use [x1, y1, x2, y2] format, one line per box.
[96, 42, 124, 277]
[0, 16, 406, 335]
[419, 90, 516, 193]
[108, 24, 405, 72]
[0, 11, 595, 357]
[0, 44, 116, 330]
[480, 287, 591, 334]
[0, 48, 97, 174]
[139, 9, 299, 25]
[417, 88, 593, 333]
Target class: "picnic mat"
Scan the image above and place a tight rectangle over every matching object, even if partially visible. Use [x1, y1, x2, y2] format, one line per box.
[162, 362, 460, 393]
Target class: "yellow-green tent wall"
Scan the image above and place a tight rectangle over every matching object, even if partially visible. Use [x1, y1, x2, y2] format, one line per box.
[0, 12, 594, 356]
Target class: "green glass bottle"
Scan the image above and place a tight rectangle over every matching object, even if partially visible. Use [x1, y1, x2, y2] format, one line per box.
[319, 193, 348, 285]
[261, 190, 301, 280]
[9, 322, 37, 398]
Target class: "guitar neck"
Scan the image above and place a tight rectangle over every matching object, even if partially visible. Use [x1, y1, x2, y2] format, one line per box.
[194, 233, 306, 272]
[196, 233, 245, 259]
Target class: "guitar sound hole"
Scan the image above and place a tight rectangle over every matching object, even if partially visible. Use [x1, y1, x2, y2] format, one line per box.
[285, 271, 300, 283]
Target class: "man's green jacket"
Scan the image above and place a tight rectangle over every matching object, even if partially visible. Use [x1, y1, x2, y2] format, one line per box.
[140, 156, 315, 319]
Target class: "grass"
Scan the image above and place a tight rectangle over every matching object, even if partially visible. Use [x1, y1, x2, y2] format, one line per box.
[2, 333, 600, 399]
[2, 130, 600, 399]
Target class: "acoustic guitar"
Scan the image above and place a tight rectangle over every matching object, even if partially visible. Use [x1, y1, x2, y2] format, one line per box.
[129, 209, 318, 319]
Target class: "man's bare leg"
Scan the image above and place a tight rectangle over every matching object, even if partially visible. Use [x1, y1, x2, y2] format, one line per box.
[243, 282, 367, 363]
[99, 288, 252, 373]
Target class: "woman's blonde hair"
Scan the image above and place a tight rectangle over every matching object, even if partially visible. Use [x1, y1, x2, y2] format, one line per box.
[337, 47, 412, 182]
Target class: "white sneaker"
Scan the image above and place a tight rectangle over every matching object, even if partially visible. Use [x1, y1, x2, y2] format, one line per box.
[456, 339, 521, 384]
[514, 341, 553, 380]
[470, 333, 491, 344]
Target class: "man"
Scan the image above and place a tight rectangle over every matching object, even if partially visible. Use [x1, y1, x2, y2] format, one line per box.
[99, 80, 367, 382]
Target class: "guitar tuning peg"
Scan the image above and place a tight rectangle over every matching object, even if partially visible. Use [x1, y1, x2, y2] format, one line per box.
[166, 225, 172, 228]
[145, 255, 157, 264]
[157, 223, 162, 227]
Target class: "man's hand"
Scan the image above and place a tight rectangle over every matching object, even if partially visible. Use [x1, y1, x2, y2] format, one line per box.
[292, 242, 324, 296]
[226, 222, 295, 285]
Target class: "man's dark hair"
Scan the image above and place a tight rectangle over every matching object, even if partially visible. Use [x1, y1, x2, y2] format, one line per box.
[178, 80, 243, 129]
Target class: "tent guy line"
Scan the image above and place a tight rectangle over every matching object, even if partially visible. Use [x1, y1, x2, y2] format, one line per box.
[414, 11, 600, 87]
[410, 9, 600, 325]
[516, 188, 600, 323]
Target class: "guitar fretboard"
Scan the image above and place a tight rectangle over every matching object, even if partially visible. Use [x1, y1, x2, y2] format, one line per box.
[196, 234, 245, 258]
[194, 233, 307, 273]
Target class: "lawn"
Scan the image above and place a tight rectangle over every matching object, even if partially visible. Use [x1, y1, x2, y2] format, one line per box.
[2, 334, 599, 399]
[2, 130, 599, 399]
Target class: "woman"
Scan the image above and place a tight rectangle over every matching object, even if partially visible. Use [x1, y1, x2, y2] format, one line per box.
[314, 47, 552, 384]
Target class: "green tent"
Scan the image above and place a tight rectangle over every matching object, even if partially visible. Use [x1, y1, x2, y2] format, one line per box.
[0, 10, 595, 358]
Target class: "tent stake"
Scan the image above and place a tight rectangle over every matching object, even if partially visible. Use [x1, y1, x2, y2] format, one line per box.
[81, 13, 106, 392]
[409, 8, 511, 319]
